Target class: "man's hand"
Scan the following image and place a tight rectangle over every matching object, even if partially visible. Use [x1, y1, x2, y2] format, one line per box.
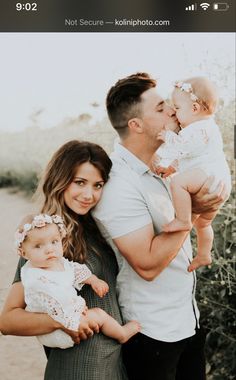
[192, 176, 228, 214]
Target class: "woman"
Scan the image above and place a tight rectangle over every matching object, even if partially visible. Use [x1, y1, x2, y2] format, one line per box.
[0, 140, 128, 380]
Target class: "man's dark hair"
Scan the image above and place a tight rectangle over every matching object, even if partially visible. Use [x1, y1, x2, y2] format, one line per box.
[106, 72, 156, 138]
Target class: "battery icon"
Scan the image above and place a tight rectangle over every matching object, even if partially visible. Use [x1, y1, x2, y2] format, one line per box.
[213, 3, 229, 11]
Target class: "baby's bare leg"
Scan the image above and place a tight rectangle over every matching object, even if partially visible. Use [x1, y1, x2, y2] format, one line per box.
[188, 211, 217, 272]
[85, 308, 140, 344]
[163, 169, 207, 232]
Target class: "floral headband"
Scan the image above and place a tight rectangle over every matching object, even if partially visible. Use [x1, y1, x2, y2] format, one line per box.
[174, 81, 199, 102]
[15, 214, 67, 250]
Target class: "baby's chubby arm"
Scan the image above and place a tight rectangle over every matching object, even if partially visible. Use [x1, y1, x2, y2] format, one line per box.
[72, 261, 109, 297]
[83, 275, 109, 298]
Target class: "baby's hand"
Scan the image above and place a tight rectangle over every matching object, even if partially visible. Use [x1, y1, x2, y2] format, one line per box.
[91, 277, 109, 298]
[164, 122, 180, 133]
[156, 165, 176, 178]
[157, 129, 167, 142]
[82, 305, 88, 316]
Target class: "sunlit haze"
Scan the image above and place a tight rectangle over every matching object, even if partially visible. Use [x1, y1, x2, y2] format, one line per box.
[0, 33, 235, 132]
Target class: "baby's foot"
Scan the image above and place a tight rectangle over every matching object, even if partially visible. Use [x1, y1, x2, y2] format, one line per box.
[188, 255, 212, 272]
[119, 321, 141, 344]
[163, 218, 192, 233]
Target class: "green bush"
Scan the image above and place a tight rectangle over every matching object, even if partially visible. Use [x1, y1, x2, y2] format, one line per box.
[195, 191, 236, 380]
[0, 171, 39, 195]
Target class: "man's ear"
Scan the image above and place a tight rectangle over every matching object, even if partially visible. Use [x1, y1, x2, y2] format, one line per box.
[128, 118, 143, 134]
[192, 102, 201, 113]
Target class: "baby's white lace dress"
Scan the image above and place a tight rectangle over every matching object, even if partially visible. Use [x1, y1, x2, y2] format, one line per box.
[157, 118, 231, 193]
[21, 257, 92, 349]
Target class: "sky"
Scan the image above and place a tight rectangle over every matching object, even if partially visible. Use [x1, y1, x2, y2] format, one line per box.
[0, 33, 235, 132]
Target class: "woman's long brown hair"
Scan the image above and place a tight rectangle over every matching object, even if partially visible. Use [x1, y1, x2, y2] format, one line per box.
[37, 140, 112, 263]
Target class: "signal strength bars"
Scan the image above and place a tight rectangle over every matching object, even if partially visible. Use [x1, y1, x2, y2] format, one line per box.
[185, 3, 197, 10]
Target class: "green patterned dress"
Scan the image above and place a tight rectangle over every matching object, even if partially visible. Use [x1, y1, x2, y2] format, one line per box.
[14, 237, 128, 380]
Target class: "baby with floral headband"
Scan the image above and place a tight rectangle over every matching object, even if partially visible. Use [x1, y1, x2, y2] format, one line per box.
[155, 76, 231, 272]
[16, 213, 140, 349]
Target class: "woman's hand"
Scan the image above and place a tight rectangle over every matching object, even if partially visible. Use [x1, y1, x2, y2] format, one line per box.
[192, 177, 227, 214]
[78, 314, 100, 340]
[62, 316, 100, 344]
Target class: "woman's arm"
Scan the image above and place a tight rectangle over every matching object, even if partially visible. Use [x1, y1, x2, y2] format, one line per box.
[0, 282, 100, 342]
[0, 282, 59, 336]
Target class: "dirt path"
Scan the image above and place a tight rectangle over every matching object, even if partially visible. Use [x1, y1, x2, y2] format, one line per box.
[0, 189, 46, 380]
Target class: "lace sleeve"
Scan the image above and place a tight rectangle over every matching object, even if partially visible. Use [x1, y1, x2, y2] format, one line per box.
[72, 262, 92, 291]
[26, 291, 82, 331]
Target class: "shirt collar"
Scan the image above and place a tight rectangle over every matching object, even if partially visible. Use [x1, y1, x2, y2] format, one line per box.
[111, 141, 150, 176]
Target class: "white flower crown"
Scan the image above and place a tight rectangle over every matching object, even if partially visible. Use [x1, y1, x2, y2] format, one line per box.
[15, 214, 67, 250]
[174, 81, 199, 102]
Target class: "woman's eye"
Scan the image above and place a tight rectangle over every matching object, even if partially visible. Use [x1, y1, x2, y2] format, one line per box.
[75, 180, 84, 186]
[52, 240, 58, 244]
[95, 183, 104, 189]
[35, 245, 41, 249]
[157, 109, 163, 113]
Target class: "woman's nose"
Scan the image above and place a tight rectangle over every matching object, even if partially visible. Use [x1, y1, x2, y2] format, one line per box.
[82, 186, 93, 199]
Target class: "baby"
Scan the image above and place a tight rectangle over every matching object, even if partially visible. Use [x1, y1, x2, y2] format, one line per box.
[15, 213, 140, 349]
[156, 77, 231, 272]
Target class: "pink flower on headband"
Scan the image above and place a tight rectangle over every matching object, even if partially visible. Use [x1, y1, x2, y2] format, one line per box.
[174, 81, 199, 101]
[51, 215, 63, 224]
[15, 214, 67, 251]
[33, 216, 48, 228]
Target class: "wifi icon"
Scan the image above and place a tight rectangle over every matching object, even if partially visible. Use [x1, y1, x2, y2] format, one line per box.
[200, 2, 210, 10]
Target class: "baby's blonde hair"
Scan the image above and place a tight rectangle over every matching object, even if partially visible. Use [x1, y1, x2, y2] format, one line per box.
[179, 76, 219, 114]
[17, 214, 36, 232]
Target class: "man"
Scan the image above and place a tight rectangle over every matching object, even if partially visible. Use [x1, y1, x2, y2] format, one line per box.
[93, 73, 226, 380]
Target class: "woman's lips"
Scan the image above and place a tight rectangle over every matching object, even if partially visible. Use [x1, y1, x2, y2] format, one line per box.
[77, 200, 93, 208]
